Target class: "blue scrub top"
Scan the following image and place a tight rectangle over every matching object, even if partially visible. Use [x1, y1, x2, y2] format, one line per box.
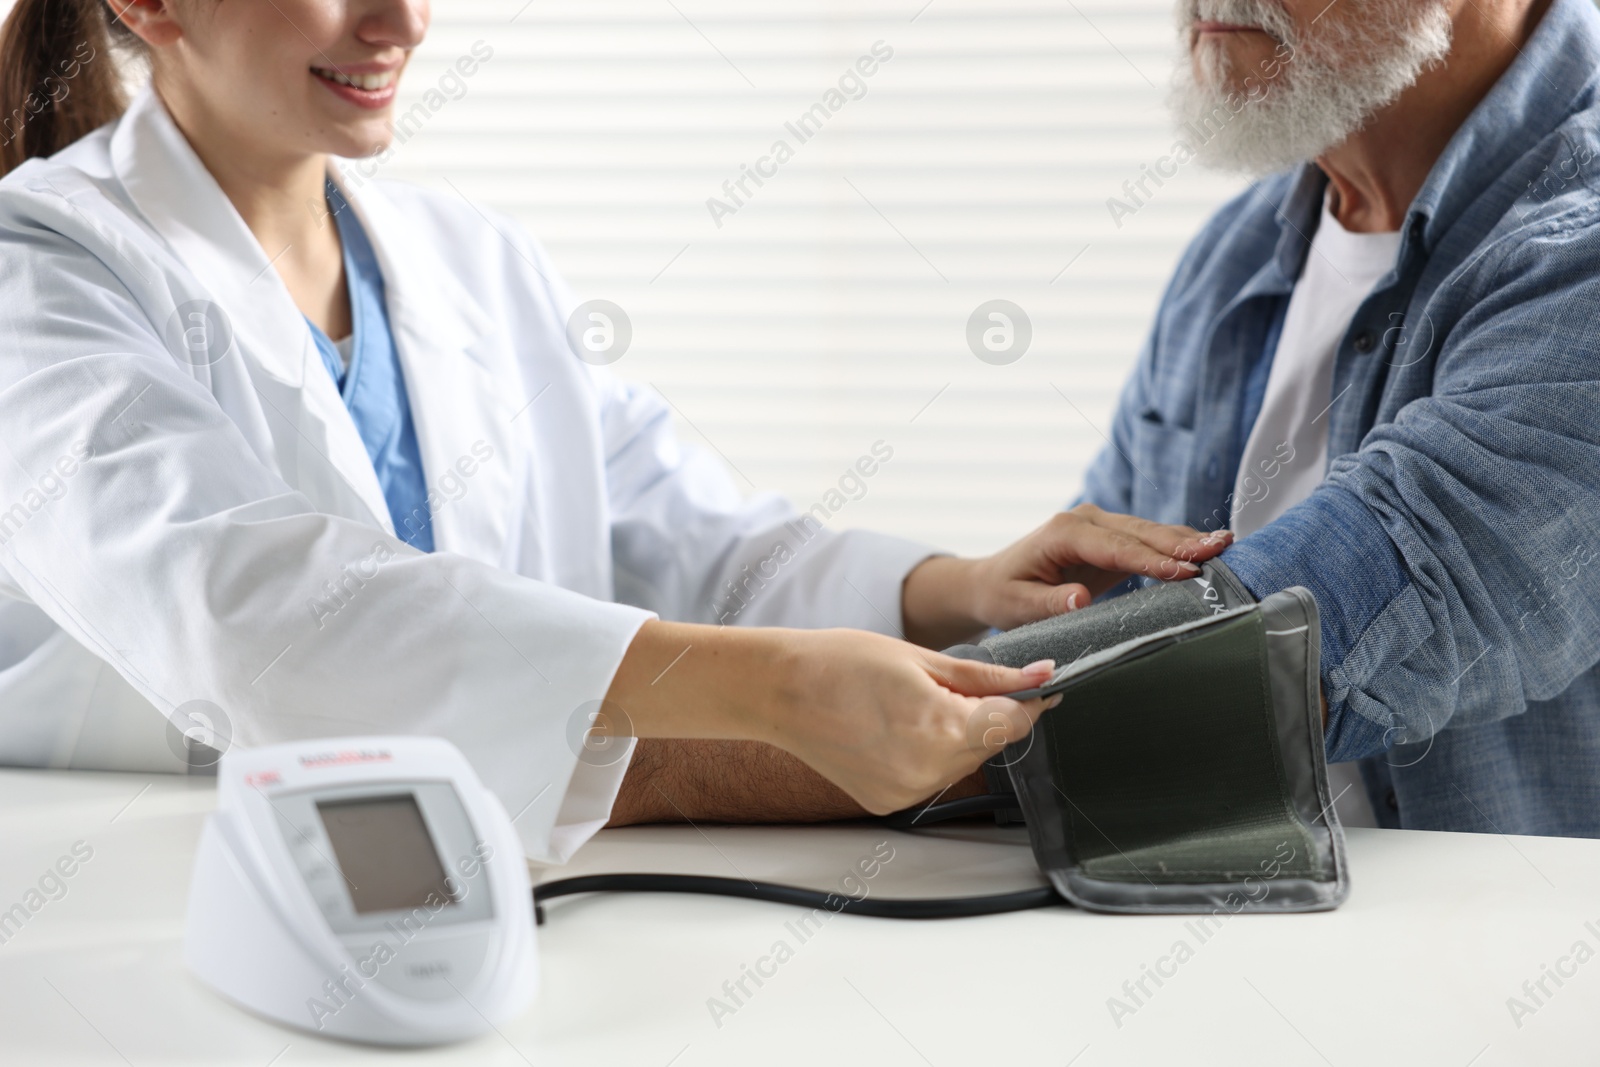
[304, 181, 434, 552]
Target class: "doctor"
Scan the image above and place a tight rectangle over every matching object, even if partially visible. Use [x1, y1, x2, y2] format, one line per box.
[0, 0, 1226, 861]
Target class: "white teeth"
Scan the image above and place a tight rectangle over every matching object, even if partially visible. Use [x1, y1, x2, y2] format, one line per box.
[313, 68, 396, 91]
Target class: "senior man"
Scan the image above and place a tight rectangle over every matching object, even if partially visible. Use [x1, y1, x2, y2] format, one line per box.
[612, 0, 1600, 836]
[1077, 0, 1600, 836]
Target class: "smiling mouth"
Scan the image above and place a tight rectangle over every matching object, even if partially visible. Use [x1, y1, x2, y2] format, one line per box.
[311, 66, 399, 92]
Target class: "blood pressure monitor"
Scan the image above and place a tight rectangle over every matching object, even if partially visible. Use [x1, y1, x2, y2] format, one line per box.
[184, 737, 537, 1045]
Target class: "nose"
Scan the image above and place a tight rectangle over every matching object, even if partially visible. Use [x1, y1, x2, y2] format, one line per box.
[356, 0, 430, 52]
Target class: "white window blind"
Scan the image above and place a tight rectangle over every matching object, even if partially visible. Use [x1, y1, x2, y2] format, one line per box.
[16, 0, 1247, 556]
[404, 0, 1248, 555]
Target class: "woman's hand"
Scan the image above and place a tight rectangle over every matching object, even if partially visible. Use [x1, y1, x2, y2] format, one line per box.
[754, 629, 1061, 815]
[601, 621, 1060, 817]
[901, 504, 1233, 647]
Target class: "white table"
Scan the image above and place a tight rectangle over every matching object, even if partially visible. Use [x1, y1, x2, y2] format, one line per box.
[1, 769, 1597, 1066]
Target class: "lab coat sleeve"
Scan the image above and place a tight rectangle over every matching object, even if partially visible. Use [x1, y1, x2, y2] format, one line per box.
[0, 198, 649, 864]
[595, 371, 943, 634]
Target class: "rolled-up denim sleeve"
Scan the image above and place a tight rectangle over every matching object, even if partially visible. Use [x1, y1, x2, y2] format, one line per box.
[1223, 228, 1600, 761]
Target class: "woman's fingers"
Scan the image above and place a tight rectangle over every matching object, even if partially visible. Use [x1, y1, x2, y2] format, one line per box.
[1071, 503, 1233, 562]
[1173, 530, 1234, 562]
[1001, 579, 1092, 623]
[928, 657, 1061, 769]
[1053, 520, 1203, 582]
[770, 632, 1067, 816]
[862, 689, 1058, 813]
[964, 507, 1233, 635]
[924, 653, 1055, 698]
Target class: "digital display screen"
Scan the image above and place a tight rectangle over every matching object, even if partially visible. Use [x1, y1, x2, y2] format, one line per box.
[317, 794, 456, 915]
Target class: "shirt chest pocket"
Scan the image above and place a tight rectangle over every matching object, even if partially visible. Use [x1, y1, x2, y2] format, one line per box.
[1128, 408, 1195, 525]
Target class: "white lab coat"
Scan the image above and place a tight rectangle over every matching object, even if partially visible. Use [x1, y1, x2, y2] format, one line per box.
[0, 87, 936, 863]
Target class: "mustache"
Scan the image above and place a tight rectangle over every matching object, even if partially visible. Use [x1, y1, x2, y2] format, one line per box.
[1180, 0, 1296, 42]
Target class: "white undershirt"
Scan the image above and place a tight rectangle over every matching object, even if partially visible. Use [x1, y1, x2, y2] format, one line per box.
[334, 334, 354, 372]
[1232, 193, 1402, 829]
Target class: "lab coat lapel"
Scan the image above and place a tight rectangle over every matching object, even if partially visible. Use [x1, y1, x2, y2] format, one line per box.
[109, 87, 395, 535]
[329, 167, 520, 566]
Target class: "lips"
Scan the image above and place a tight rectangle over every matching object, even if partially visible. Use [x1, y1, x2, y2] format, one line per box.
[1194, 21, 1267, 34]
[311, 65, 401, 109]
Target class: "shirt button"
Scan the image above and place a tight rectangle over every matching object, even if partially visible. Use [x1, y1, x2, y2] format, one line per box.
[1206, 455, 1220, 480]
[1353, 330, 1376, 354]
[1385, 789, 1399, 811]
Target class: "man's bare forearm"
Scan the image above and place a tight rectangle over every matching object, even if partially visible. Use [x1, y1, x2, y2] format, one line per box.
[608, 739, 988, 827]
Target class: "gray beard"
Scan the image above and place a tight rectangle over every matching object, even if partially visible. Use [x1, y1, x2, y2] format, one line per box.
[1168, 0, 1454, 175]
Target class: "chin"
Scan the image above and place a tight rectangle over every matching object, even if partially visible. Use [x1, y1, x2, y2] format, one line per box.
[1199, 74, 1256, 100]
[1190, 45, 1251, 96]
[322, 124, 396, 161]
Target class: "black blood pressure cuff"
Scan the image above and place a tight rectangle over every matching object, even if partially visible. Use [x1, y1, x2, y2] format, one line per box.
[945, 561, 1348, 914]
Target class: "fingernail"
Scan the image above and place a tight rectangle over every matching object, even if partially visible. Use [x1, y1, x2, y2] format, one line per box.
[1046, 695, 1065, 710]
[1023, 659, 1056, 675]
[1181, 561, 1202, 573]
[1066, 590, 1082, 610]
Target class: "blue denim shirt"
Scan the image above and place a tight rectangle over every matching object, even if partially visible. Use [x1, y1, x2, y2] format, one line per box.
[1080, 0, 1600, 836]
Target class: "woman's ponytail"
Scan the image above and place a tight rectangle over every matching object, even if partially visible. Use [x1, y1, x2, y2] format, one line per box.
[0, 0, 134, 176]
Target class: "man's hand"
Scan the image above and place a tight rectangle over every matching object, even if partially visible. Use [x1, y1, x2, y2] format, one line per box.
[607, 740, 992, 827]
[902, 504, 1233, 647]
